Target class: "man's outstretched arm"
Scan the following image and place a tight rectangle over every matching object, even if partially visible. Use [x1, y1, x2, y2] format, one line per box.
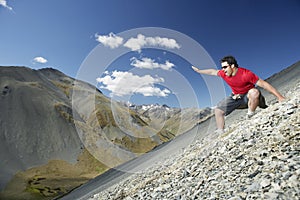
[191, 66, 219, 76]
[256, 79, 285, 102]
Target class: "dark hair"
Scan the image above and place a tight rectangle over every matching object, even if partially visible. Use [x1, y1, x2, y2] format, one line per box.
[220, 55, 238, 67]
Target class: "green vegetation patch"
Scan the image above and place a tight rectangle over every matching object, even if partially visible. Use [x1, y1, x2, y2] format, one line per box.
[54, 102, 74, 123]
[114, 136, 158, 153]
[51, 80, 71, 98]
[0, 149, 108, 200]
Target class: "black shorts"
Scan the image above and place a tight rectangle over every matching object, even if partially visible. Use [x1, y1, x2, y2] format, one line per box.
[216, 89, 267, 116]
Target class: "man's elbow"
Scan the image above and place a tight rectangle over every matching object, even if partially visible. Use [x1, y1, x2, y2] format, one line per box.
[257, 79, 268, 88]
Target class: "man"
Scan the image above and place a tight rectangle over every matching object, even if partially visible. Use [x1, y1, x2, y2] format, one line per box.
[192, 55, 285, 134]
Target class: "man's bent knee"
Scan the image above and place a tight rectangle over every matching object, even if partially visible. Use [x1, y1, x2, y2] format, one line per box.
[215, 108, 225, 116]
[247, 88, 260, 99]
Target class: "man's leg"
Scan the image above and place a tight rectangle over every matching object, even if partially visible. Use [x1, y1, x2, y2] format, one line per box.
[214, 89, 261, 131]
[247, 88, 260, 113]
[215, 95, 241, 132]
[215, 108, 225, 130]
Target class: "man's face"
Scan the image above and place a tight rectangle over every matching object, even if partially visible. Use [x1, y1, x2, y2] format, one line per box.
[221, 62, 234, 76]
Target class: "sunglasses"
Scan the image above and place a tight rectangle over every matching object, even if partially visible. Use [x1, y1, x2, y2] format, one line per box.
[221, 65, 230, 69]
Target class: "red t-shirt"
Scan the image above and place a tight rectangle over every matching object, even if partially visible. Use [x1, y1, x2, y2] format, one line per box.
[217, 67, 259, 94]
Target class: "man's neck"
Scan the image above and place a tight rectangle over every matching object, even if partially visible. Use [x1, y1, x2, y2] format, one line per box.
[231, 67, 238, 76]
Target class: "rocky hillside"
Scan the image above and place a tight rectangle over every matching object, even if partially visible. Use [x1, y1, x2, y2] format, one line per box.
[89, 82, 300, 199]
[0, 66, 209, 199]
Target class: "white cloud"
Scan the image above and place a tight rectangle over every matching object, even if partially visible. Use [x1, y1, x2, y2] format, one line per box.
[130, 57, 175, 70]
[95, 33, 181, 52]
[95, 32, 124, 49]
[124, 34, 180, 52]
[0, 0, 12, 10]
[96, 71, 171, 97]
[33, 56, 48, 64]
[123, 34, 147, 52]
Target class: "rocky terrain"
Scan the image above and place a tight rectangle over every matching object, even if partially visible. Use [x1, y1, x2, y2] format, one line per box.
[89, 81, 300, 199]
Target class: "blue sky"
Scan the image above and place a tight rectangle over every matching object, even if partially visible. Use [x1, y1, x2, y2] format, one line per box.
[1, 0, 299, 108]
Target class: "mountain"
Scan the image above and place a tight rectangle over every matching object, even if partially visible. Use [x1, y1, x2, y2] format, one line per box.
[0, 66, 211, 199]
[128, 103, 212, 142]
[0, 67, 81, 183]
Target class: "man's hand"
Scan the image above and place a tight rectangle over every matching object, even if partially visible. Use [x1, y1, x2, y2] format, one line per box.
[278, 96, 286, 102]
[191, 66, 199, 72]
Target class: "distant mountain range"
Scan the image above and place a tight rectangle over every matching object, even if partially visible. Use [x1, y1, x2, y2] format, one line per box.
[0, 66, 212, 199]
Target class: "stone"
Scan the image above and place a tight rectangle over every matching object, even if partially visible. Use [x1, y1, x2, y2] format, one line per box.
[260, 178, 271, 188]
